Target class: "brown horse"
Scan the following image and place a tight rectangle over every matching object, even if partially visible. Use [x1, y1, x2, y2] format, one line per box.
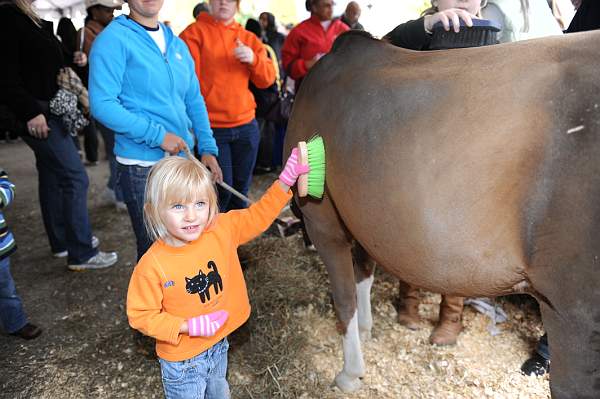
[284, 30, 600, 398]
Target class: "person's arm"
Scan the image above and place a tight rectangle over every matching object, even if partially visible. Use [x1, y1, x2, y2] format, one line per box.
[126, 266, 186, 345]
[245, 36, 276, 89]
[224, 150, 307, 245]
[0, 169, 15, 210]
[89, 30, 167, 148]
[281, 28, 309, 81]
[382, 18, 432, 50]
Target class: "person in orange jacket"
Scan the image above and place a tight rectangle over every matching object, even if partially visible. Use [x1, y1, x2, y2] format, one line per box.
[180, 0, 276, 212]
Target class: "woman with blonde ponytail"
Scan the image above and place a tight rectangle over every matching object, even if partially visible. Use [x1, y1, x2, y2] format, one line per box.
[0, 0, 119, 271]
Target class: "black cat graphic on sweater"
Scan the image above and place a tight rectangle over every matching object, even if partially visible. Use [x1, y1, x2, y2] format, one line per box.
[185, 261, 223, 303]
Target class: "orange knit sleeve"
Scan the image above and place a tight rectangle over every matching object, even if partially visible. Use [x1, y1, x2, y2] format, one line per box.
[126, 256, 185, 346]
[223, 181, 292, 246]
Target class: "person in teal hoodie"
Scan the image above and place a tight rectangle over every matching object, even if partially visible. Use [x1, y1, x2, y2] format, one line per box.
[89, 0, 222, 260]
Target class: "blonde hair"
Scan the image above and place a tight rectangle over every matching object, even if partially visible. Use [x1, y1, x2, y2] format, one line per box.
[143, 156, 219, 242]
[422, 0, 488, 18]
[4, 0, 41, 26]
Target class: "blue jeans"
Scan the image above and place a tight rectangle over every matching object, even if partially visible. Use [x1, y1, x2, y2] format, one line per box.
[159, 338, 230, 399]
[21, 117, 97, 264]
[213, 120, 260, 212]
[95, 120, 123, 202]
[116, 163, 152, 260]
[0, 257, 27, 333]
[272, 120, 287, 168]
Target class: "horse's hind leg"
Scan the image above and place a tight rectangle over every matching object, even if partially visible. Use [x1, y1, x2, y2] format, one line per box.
[352, 243, 375, 342]
[299, 194, 364, 392]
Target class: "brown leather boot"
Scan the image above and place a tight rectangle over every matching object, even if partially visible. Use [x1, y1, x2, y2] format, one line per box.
[396, 281, 421, 330]
[429, 295, 464, 345]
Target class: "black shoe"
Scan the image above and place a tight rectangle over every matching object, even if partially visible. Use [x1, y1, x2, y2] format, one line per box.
[521, 352, 550, 376]
[10, 323, 42, 340]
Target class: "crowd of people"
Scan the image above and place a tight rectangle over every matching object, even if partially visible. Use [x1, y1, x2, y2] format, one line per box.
[1, 0, 599, 396]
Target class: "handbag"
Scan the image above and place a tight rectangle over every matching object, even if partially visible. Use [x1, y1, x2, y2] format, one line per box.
[50, 67, 89, 136]
[264, 88, 295, 123]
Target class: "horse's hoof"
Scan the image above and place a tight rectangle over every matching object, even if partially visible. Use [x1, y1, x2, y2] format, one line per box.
[334, 371, 362, 392]
[359, 329, 372, 342]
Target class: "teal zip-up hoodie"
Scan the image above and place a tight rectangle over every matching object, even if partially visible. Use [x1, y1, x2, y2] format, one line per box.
[89, 16, 218, 161]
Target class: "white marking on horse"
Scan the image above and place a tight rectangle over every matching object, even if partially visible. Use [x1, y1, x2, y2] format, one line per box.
[356, 274, 374, 341]
[334, 311, 365, 392]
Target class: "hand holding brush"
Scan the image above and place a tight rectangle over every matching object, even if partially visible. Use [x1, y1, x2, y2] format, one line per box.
[278, 148, 310, 191]
[424, 8, 476, 33]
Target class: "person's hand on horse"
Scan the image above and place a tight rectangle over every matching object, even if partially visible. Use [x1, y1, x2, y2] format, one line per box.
[26, 114, 50, 139]
[201, 153, 223, 183]
[73, 51, 87, 67]
[234, 39, 255, 65]
[424, 8, 475, 33]
[278, 147, 310, 190]
[161, 132, 186, 155]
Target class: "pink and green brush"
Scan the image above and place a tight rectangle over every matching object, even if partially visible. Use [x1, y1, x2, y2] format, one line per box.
[297, 134, 326, 199]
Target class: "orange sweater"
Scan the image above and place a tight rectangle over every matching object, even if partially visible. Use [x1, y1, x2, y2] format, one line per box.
[126, 182, 291, 361]
[180, 13, 276, 128]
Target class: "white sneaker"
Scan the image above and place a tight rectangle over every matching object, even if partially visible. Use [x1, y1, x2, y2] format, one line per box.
[53, 236, 100, 258]
[68, 251, 118, 271]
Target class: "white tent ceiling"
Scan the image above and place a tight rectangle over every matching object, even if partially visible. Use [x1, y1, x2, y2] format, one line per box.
[34, 0, 84, 11]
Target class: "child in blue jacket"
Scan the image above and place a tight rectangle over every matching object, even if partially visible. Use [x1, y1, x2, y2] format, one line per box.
[0, 168, 41, 339]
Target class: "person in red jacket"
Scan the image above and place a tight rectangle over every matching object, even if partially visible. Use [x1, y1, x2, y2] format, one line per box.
[180, 0, 276, 212]
[281, 0, 349, 90]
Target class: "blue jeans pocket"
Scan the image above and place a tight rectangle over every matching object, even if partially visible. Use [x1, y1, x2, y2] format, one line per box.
[159, 359, 186, 384]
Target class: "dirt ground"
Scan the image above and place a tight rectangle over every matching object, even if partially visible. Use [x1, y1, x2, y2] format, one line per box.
[0, 139, 550, 398]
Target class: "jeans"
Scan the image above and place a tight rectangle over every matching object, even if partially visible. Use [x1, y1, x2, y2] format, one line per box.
[213, 120, 260, 212]
[536, 333, 550, 360]
[272, 120, 287, 168]
[21, 117, 97, 264]
[95, 120, 123, 202]
[159, 338, 230, 399]
[116, 163, 152, 260]
[0, 257, 27, 333]
[82, 121, 99, 163]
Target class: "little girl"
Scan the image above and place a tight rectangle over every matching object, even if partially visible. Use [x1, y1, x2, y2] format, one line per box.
[126, 150, 308, 398]
[382, 0, 488, 346]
